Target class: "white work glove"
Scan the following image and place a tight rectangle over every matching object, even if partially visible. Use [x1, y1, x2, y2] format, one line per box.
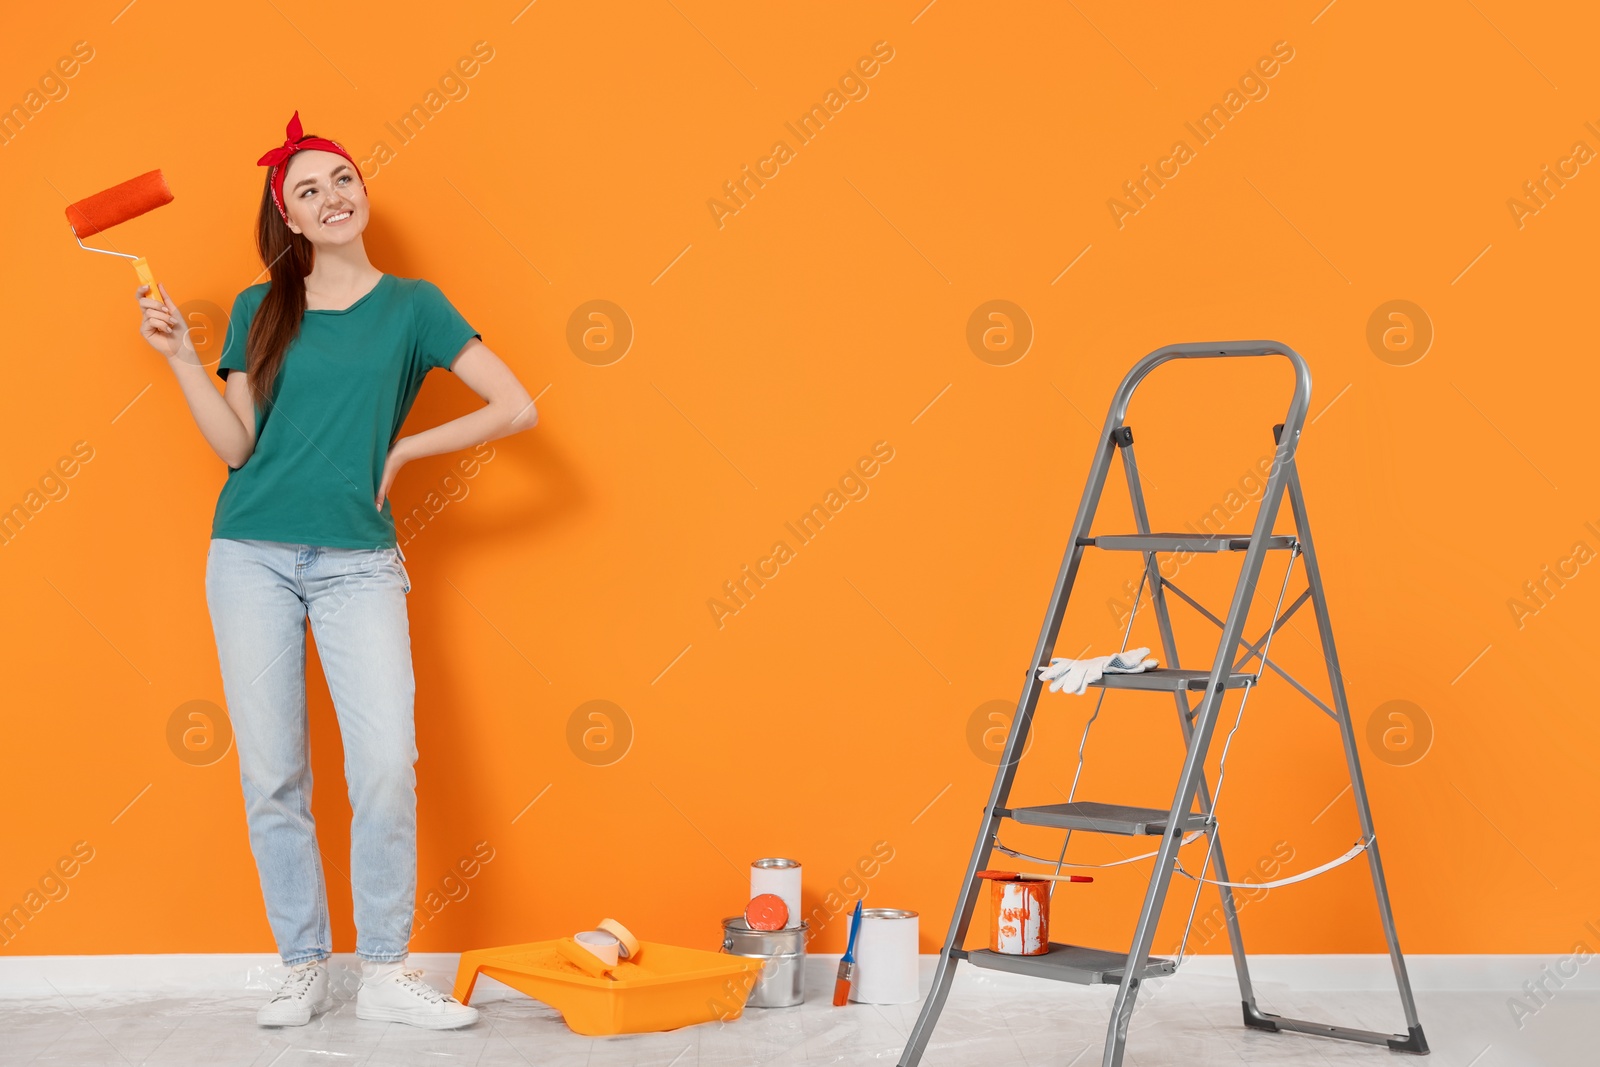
[1038, 648, 1159, 696]
[1102, 647, 1159, 673]
[1038, 658, 1083, 694]
[1037, 656, 1104, 695]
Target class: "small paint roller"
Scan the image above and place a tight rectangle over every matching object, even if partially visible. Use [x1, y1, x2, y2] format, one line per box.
[555, 934, 617, 979]
[554, 919, 644, 982]
[64, 169, 175, 299]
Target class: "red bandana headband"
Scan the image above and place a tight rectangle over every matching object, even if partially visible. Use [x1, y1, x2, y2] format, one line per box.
[255, 110, 362, 225]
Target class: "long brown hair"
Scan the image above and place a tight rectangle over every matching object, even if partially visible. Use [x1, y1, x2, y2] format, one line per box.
[243, 166, 313, 412]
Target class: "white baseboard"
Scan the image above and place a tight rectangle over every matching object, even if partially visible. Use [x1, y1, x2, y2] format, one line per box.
[1139, 953, 1600, 993]
[1, 952, 1595, 999]
[0, 952, 466, 999]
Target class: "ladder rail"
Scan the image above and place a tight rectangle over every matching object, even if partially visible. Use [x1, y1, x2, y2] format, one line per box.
[1282, 459, 1425, 1039]
[1094, 341, 1312, 448]
[1100, 343, 1312, 1065]
[895, 421, 1124, 1067]
[1102, 409, 1305, 1064]
[1117, 441, 1257, 1005]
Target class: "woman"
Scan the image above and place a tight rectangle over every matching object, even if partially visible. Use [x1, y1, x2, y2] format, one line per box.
[136, 111, 536, 1029]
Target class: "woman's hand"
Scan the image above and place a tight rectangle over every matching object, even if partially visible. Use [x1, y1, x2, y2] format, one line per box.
[138, 282, 190, 361]
[377, 437, 414, 510]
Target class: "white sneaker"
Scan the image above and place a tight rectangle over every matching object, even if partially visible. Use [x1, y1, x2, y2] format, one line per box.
[356, 963, 479, 1029]
[257, 958, 334, 1026]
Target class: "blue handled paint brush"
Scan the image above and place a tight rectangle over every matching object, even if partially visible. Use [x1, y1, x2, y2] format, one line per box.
[833, 899, 864, 1006]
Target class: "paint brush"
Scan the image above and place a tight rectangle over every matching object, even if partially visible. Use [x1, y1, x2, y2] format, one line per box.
[977, 870, 1095, 883]
[833, 900, 864, 1006]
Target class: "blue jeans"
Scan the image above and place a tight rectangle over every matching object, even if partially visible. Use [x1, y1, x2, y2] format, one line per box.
[205, 537, 416, 965]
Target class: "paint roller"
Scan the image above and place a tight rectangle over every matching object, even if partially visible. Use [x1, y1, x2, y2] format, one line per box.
[64, 169, 174, 298]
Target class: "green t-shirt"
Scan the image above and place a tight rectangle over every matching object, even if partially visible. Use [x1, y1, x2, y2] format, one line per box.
[209, 273, 480, 548]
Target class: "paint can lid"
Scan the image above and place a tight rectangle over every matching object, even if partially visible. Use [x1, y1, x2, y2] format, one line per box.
[744, 893, 790, 930]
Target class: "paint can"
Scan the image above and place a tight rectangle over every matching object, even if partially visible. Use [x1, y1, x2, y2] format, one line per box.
[990, 878, 1049, 955]
[750, 858, 803, 929]
[850, 908, 920, 1004]
[722, 916, 807, 1007]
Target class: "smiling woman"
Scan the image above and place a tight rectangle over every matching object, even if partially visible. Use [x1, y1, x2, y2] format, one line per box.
[132, 109, 540, 1034]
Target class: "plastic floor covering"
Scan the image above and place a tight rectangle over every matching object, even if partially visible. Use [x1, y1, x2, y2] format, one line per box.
[3, 956, 1589, 1066]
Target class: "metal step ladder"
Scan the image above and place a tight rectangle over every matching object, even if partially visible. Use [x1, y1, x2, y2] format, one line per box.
[896, 343, 1429, 1067]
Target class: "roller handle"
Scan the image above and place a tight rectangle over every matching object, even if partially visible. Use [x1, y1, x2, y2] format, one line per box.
[133, 257, 160, 305]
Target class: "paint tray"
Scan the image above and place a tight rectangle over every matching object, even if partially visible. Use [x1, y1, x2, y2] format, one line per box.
[452, 938, 767, 1036]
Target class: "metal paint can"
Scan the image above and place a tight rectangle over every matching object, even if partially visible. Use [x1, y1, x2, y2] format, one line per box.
[722, 916, 807, 1007]
[990, 878, 1049, 955]
[850, 908, 920, 1004]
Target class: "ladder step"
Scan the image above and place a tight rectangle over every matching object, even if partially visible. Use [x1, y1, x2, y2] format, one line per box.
[1090, 668, 1252, 692]
[1008, 801, 1208, 836]
[966, 943, 1176, 986]
[1079, 533, 1297, 553]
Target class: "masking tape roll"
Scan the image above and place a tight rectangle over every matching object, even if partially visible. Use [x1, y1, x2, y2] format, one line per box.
[575, 929, 621, 967]
[595, 918, 640, 961]
[555, 935, 615, 978]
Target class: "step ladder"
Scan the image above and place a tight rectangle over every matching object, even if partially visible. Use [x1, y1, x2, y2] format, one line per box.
[896, 343, 1428, 1067]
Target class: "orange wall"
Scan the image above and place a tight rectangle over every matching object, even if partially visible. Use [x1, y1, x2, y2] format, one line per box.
[1, 2, 1595, 962]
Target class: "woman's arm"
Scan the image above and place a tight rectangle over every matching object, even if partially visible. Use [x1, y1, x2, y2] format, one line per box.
[138, 283, 257, 468]
[376, 338, 536, 508]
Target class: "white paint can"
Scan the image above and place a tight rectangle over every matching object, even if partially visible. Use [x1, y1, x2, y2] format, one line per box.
[850, 908, 920, 1004]
[750, 858, 802, 930]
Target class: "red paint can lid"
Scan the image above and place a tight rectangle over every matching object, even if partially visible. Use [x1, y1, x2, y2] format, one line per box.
[744, 893, 790, 931]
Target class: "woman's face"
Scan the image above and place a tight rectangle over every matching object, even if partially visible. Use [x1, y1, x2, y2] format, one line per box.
[281, 149, 368, 245]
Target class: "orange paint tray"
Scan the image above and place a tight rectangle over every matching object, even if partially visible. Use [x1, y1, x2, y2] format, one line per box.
[452, 938, 768, 1036]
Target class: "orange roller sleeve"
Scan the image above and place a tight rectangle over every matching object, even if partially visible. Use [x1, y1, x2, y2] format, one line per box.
[65, 170, 174, 238]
